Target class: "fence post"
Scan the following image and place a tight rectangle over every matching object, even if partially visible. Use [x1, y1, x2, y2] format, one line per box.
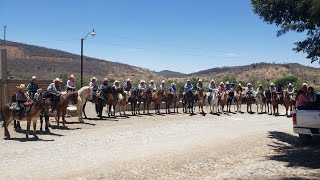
[0, 49, 8, 105]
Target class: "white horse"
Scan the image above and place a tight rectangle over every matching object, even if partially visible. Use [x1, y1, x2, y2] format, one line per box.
[255, 92, 266, 113]
[206, 90, 219, 114]
[76, 86, 93, 122]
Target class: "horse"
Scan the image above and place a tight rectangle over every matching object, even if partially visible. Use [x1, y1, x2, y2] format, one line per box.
[107, 88, 120, 118]
[235, 91, 243, 112]
[183, 90, 195, 114]
[271, 92, 280, 115]
[76, 86, 93, 122]
[0, 98, 50, 139]
[207, 90, 219, 114]
[226, 91, 235, 113]
[265, 90, 272, 115]
[118, 88, 128, 117]
[195, 88, 206, 114]
[138, 88, 153, 115]
[219, 91, 228, 113]
[173, 91, 183, 113]
[128, 89, 139, 115]
[153, 89, 164, 114]
[163, 92, 175, 114]
[55, 92, 78, 127]
[95, 86, 113, 118]
[246, 92, 254, 113]
[255, 92, 266, 113]
[283, 90, 293, 116]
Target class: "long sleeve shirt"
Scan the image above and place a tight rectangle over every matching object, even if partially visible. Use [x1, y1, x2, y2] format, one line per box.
[196, 83, 203, 89]
[169, 86, 176, 93]
[67, 80, 76, 89]
[149, 83, 157, 91]
[124, 82, 132, 91]
[208, 83, 216, 91]
[138, 83, 146, 90]
[89, 81, 98, 90]
[184, 83, 193, 92]
[27, 82, 39, 93]
[47, 83, 59, 93]
[160, 84, 166, 91]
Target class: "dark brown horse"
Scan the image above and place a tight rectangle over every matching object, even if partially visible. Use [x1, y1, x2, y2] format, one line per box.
[163, 91, 175, 114]
[173, 91, 183, 113]
[1, 98, 50, 139]
[153, 89, 164, 114]
[138, 88, 153, 115]
[246, 93, 254, 113]
[195, 88, 206, 114]
[107, 88, 120, 117]
[271, 92, 280, 115]
[265, 90, 272, 115]
[283, 90, 293, 116]
[55, 92, 78, 127]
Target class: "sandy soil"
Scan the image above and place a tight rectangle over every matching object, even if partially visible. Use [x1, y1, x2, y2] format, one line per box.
[0, 104, 319, 179]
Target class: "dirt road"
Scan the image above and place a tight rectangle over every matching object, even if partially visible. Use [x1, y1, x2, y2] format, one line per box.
[0, 104, 319, 179]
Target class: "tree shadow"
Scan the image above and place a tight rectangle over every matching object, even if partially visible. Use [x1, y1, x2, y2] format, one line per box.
[267, 131, 320, 169]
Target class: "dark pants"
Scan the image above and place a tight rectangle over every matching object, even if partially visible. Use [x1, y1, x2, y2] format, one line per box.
[18, 103, 25, 119]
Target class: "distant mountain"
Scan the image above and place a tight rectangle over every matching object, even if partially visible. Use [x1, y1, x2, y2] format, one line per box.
[157, 70, 186, 77]
[0, 40, 163, 84]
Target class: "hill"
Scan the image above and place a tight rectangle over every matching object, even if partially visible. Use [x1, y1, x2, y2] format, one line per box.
[0, 40, 163, 85]
[157, 70, 186, 77]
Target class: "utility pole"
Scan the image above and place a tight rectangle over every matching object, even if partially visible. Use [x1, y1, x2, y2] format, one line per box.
[3, 25, 6, 49]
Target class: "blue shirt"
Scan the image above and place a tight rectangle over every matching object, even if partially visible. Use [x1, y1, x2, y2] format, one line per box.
[169, 86, 176, 92]
[47, 83, 59, 93]
[196, 82, 203, 89]
[184, 82, 193, 92]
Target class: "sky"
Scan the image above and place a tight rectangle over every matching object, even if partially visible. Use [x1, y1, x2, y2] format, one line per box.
[1, 0, 319, 73]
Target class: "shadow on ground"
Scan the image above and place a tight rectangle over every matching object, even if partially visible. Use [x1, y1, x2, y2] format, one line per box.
[267, 131, 320, 169]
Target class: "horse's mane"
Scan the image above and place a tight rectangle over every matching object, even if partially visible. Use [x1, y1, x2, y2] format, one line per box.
[78, 86, 91, 94]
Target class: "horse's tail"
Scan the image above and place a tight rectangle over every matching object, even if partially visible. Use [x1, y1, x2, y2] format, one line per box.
[0, 108, 5, 127]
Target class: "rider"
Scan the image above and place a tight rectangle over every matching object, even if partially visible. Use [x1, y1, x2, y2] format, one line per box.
[89, 77, 98, 101]
[287, 83, 295, 95]
[113, 80, 121, 90]
[149, 80, 157, 91]
[208, 79, 217, 92]
[218, 82, 225, 94]
[99, 78, 109, 91]
[27, 76, 39, 99]
[15, 84, 29, 120]
[257, 84, 265, 95]
[246, 83, 254, 97]
[196, 79, 204, 90]
[225, 81, 231, 91]
[236, 83, 243, 94]
[160, 80, 167, 91]
[47, 78, 61, 111]
[184, 79, 193, 93]
[169, 83, 177, 93]
[124, 78, 132, 97]
[276, 83, 284, 104]
[66, 75, 76, 93]
[269, 83, 276, 93]
[137, 80, 146, 91]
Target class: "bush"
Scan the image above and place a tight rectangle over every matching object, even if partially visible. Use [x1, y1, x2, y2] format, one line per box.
[274, 76, 301, 88]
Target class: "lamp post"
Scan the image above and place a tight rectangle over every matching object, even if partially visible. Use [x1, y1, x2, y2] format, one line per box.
[80, 29, 96, 87]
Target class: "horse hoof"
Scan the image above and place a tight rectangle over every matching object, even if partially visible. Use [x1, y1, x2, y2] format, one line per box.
[34, 135, 39, 139]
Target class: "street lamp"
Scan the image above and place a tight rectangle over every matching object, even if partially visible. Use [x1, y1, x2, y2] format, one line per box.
[80, 28, 96, 87]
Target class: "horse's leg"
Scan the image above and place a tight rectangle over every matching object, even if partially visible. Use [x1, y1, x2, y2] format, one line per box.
[56, 111, 60, 127]
[33, 119, 38, 138]
[26, 119, 31, 138]
[40, 114, 43, 132]
[82, 101, 88, 119]
[4, 119, 12, 139]
[62, 110, 67, 127]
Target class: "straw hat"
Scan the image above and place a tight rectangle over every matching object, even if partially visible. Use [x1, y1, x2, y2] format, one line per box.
[103, 78, 109, 82]
[302, 83, 308, 86]
[114, 80, 120, 84]
[220, 82, 224, 85]
[161, 80, 165, 83]
[210, 79, 215, 82]
[53, 78, 60, 83]
[187, 79, 190, 82]
[198, 79, 202, 82]
[259, 84, 262, 86]
[288, 83, 292, 86]
[16, 84, 26, 90]
[141, 80, 145, 83]
[91, 77, 97, 81]
[238, 83, 242, 86]
[270, 83, 274, 86]
[69, 74, 75, 79]
[226, 81, 229, 84]
[247, 83, 251, 86]
[150, 80, 154, 83]
[32, 76, 37, 80]
[126, 78, 131, 82]
[171, 83, 175, 86]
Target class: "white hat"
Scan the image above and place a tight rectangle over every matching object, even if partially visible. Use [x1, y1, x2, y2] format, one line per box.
[210, 79, 215, 82]
[226, 81, 229, 84]
[126, 78, 131, 82]
[150, 80, 154, 83]
[103, 78, 109, 82]
[171, 83, 175, 86]
[198, 79, 202, 82]
[161, 80, 165, 83]
[114, 80, 120, 84]
[247, 83, 251, 86]
[141, 80, 145, 83]
[32, 76, 37, 79]
[238, 83, 242, 86]
[187, 79, 190, 82]
[16, 84, 26, 89]
[270, 83, 274, 86]
[69, 74, 75, 79]
[53, 78, 60, 83]
[288, 83, 292, 86]
[303, 83, 307, 86]
[91, 77, 97, 81]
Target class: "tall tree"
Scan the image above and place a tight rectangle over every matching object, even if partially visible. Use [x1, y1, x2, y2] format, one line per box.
[251, 0, 320, 64]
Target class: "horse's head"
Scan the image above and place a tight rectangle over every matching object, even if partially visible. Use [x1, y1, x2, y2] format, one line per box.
[34, 98, 51, 113]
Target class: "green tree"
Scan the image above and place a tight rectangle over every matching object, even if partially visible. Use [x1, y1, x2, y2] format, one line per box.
[274, 76, 302, 88]
[251, 0, 320, 64]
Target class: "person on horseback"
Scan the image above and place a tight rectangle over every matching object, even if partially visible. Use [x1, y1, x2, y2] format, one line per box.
[276, 83, 284, 104]
[236, 83, 243, 94]
[208, 79, 217, 92]
[99, 78, 110, 91]
[184, 79, 193, 94]
[218, 82, 225, 93]
[269, 83, 276, 93]
[15, 84, 29, 120]
[149, 80, 157, 91]
[137, 80, 146, 91]
[66, 75, 76, 93]
[47, 78, 62, 111]
[169, 83, 177, 93]
[246, 83, 254, 97]
[196, 79, 204, 90]
[287, 83, 295, 94]
[257, 84, 264, 95]
[160, 80, 167, 92]
[124, 78, 132, 97]
[113, 80, 121, 90]
[27, 76, 39, 99]
[225, 81, 231, 91]
[89, 77, 98, 101]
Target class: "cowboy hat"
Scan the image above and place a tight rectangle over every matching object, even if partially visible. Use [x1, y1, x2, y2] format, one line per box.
[91, 77, 97, 81]
[247, 83, 251, 86]
[220, 82, 224, 85]
[210, 79, 215, 82]
[238, 83, 242, 86]
[126, 78, 131, 82]
[150, 80, 154, 83]
[270, 83, 274, 86]
[302, 83, 308, 86]
[198, 79, 202, 82]
[187, 79, 190, 82]
[226, 81, 229, 84]
[288, 83, 292, 86]
[141, 80, 145, 83]
[259, 84, 262, 86]
[114, 80, 120, 84]
[16, 84, 26, 89]
[171, 83, 175, 86]
[53, 78, 60, 83]
[32, 76, 37, 79]
[69, 75, 75, 79]
[161, 80, 165, 83]
[103, 78, 109, 81]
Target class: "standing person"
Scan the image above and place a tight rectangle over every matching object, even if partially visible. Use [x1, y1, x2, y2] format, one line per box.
[169, 83, 177, 93]
[149, 80, 157, 91]
[66, 75, 76, 93]
[89, 77, 98, 101]
[208, 79, 217, 92]
[160, 80, 167, 91]
[124, 78, 132, 97]
[137, 80, 146, 91]
[15, 84, 28, 120]
[27, 76, 40, 99]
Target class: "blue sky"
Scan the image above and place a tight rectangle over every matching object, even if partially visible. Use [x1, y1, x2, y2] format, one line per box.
[2, 0, 319, 73]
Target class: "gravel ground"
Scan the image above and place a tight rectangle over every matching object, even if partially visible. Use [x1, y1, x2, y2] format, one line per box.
[0, 104, 319, 180]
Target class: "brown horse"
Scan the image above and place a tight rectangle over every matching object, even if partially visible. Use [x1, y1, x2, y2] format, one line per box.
[163, 92, 175, 114]
[153, 89, 164, 114]
[173, 91, 183, 113]
[196, 89, 206, 114]
[219, 92, 228, 113]
[138, 88, 153, 115]
[56, 92, 78, 127]
[1, 98, 50, 139]
[265, 90, 273, 115]
[283, 90, 293, 116]
[271, 92, 280, 115]
[235, 92, 243, 112]
[246, 93, 254, 113]
[107, 88, 120, 117]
